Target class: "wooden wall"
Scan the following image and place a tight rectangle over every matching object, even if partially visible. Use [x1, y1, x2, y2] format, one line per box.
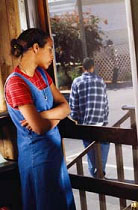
[0, 0, 21, 112]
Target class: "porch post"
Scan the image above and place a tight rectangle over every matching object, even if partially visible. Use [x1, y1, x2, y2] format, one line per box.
[125, 0, 138, 140]
[37, 0, 58, 87]
[0, 0, 20, 113]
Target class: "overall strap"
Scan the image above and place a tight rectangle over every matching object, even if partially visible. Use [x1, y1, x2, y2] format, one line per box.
[5, 72, 30, 85]
[5, 68, 49, 89]
[37, 67, 49, 87]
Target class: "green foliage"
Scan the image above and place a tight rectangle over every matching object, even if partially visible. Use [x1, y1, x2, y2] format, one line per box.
[57, 64, 82, 89]
[51, 12, 105, 89]
[51, 12, 104, 65]
[68, 65, 82, 81]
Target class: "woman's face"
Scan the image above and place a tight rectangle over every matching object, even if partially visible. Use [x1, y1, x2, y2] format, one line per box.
[37, 38, 54, 69]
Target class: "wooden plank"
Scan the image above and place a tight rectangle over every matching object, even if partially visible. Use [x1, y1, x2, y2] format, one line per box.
[5, 0, 21, 69]
[76, 159, 87, 210]
[123, 205, 131, 210]
[0, 0, 13, 82]
[67, 141, 95, 169]
[0, 0, 21, 113]
[115, 144, 126, 209]
[130, 110, 138, 183]
[0, 115, 12, 127]
[95, 143, 104, 178]
[125, 0, 138, 142]
[0, 116, 18, 160]
[132, 145, 138, 183]
[37, 0, 59, 86]
[99, 195, 106, 210]
[0, 66, 7, 112]
[0, 161, 17, 174]
[0, 111, 9, 118]
[95, 143, 107, 210]
[58, 117, 137, 145]
[131, 1, 138, 58]
[37, 0, 49, 32]
[113, 111, 130, 127]
[69, 174, 138, 201]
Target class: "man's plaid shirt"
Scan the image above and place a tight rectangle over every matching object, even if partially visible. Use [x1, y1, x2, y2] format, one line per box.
[69, 72, 109, 125]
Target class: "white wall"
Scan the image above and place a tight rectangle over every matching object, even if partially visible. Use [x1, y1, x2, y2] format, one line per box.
[48, 0, 129, 45]
[83, 1, 128, 44]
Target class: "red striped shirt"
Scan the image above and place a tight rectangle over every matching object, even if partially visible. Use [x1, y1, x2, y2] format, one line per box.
[5, 66, 52, 109]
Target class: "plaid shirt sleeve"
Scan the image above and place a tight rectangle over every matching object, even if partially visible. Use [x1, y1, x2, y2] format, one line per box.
[69, 81, 79, 121]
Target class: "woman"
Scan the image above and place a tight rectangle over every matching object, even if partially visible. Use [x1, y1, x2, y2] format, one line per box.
[5, 28, 76, 210]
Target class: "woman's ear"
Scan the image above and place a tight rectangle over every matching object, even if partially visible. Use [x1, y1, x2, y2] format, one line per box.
[32, 43, 39, 54]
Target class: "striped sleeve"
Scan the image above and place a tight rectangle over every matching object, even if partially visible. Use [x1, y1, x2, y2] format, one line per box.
[5, 76, 33, 109]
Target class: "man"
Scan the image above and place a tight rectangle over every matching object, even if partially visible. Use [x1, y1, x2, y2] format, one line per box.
[69, 57, 109, 177]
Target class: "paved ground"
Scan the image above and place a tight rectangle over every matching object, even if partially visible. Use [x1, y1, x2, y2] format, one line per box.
[64, 85, 135, 210]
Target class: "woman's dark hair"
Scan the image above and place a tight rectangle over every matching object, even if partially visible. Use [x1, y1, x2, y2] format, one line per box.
[11, 28, 50, 57]
[83, 57, 94, 70]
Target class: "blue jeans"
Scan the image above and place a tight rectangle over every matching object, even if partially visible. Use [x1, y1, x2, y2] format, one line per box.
[83, 140, 110, 177]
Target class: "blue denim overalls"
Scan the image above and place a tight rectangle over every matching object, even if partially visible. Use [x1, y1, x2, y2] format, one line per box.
[5, 68, 76, 210]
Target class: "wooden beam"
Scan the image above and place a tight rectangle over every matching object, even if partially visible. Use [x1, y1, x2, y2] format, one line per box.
[37, 0, 58, 86]
[70, 174, 138, 201]
[0, 67, 6, 112]
[125, 1, 138, 142]
[0, 0, 21, 78]
[0, 0, 21, 112]
[0, 0, 13, 80]
[0, 115, 18, 160]
[58, 117, 137, 145]
[37, 0, 49, 32]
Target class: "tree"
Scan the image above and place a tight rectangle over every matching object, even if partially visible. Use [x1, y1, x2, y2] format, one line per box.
[50, 12, 105, 88]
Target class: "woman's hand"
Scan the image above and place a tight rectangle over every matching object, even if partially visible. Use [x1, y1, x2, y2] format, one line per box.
[19, 104, 60, 135]
[40, 83, 70, 120]
[18, 82, 69, 134]
[20, 119, 32, 130]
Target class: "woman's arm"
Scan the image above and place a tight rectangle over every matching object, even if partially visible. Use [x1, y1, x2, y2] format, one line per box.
[19, 104, 59, 135]
[19, 83, 70, 134]
[40, 82, 70, 120]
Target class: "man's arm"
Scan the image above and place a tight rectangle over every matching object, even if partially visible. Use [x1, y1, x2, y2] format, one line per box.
[69, 82, 79, 121]
[103, 82, 109, 122]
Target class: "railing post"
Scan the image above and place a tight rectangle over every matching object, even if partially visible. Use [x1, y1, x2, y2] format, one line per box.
[130, 109, 138, 184]
[115, 143, 126, 209]
[114, 117, 126, 210]
[95, 143, 104, 178]
[76, 158, 87, 210]
[95, 143, 107, 210]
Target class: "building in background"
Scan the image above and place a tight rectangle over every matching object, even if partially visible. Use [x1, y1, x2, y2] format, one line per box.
[48, 0, 128, 45]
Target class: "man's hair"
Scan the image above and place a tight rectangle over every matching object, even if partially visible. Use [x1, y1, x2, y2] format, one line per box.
[83, 57, 94, 70]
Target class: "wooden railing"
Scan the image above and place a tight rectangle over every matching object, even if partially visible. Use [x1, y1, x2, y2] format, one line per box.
[0, 107, 137, 210]
[58, 105, 138, 210]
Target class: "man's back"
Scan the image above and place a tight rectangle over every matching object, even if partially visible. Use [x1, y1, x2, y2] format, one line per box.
[69, 72, 109, 125]
[69, 57, 110, 177]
